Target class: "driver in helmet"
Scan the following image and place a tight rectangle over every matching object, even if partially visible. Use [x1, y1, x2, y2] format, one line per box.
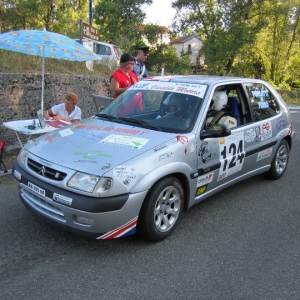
[206, 91, 237, 128]
[162, 93, 190, 120]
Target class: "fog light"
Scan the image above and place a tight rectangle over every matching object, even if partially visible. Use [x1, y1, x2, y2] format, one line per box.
[74, 215, 94, 226]
[14, 169, 21, 181]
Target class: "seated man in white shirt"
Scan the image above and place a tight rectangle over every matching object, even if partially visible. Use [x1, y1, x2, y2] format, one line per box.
[43, 92, 81, 123]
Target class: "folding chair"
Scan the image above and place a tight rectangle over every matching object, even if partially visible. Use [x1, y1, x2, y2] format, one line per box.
[88, 94, 114, 115]
[0, 140, 8, 173]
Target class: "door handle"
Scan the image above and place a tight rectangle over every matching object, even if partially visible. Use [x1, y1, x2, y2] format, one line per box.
[255, 127, 260, 141]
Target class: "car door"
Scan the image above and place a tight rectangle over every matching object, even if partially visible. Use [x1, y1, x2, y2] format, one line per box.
[196, 127, 246, 198]
[241, 81, 282, 170]
[194, 80, 283, 200]
[195, 84, 247, 198]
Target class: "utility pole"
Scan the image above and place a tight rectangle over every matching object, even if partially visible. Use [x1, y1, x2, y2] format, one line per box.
[89, 0, 93, 25]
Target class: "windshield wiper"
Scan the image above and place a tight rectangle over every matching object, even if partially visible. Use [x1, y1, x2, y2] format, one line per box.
[96, 113, 121, 123]
[118, 117, 162, 131]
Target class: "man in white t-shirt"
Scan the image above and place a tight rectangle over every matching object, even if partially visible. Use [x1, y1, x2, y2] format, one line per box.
[43, 92, 81, 123]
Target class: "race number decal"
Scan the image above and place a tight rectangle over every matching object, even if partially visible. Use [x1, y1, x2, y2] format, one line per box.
[218, 131, 245, 181]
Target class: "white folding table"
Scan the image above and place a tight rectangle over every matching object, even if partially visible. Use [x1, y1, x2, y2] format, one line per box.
[3, 119, 70, 148]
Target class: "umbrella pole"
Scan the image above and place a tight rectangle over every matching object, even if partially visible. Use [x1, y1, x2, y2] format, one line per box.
[41, 45, 45, 113]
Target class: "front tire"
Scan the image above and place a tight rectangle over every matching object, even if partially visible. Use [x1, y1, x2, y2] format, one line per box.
[137, 176, 184, 242]
[264, 139, 289, 180]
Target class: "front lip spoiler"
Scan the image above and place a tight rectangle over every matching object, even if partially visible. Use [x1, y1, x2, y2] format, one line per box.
[19, 196, 105, 239]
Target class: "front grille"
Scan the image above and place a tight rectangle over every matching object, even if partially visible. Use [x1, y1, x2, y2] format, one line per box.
[27, 158, 67, 181]
[21, 188, 66, 223]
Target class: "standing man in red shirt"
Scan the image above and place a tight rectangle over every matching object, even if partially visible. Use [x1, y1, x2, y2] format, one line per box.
[110, 53, 139, 98]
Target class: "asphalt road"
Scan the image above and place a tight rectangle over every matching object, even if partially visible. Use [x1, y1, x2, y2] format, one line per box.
[0, 109, 299, 300]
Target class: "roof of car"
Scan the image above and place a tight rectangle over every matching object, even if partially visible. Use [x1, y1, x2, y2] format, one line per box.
[145, 75, 264, 85]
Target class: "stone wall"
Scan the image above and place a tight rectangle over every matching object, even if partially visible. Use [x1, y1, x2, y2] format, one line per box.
[0, 73, 111, 153]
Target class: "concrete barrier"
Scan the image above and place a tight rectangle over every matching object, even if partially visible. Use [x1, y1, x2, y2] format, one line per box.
[0, 73, 111, 153]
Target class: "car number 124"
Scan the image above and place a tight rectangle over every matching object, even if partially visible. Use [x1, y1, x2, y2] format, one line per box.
[218, 131, 245, 181]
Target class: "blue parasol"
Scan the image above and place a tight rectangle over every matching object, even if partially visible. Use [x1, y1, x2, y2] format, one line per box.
[0, 29, 99, 112]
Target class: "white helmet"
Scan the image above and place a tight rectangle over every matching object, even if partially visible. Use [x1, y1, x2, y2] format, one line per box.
[211, 91, 228, 111]
[163, 93, 188, 116]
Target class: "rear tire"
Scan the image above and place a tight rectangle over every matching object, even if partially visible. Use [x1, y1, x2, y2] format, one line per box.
[137, 176, 184, 242]
[264, 139, 289, 180]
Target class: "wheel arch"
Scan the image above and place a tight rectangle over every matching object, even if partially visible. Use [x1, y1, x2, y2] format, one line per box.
[284, 135, 292, 151]
[131, 163, 192, 211]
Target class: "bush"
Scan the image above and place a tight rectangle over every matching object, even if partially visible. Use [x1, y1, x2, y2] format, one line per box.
[276, 89, 300, 105]
[0, 49, 111, 78]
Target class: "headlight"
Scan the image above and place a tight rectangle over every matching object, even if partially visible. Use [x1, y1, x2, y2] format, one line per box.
[67, 172, 113, 194]
[17, 149, 28, 166]
[94, 177, 114, 193]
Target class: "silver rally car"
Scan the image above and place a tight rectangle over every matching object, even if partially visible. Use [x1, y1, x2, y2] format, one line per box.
[13, 76, 294, 241]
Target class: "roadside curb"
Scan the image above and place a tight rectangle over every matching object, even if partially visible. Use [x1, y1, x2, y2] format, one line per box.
[0, 169, 12, 176]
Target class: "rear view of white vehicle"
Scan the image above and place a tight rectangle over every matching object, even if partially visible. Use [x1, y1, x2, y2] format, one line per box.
[75, 38, 122, 68]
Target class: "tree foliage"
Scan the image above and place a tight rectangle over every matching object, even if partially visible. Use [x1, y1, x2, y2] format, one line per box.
[93, 0, 152, 43]
[2, 0, 300, 88]
[145, 44, 191, 75]
[172, 0, 267, 75]
[253, 0, 300, 85]
[0, 0, 87, 38]
[141, 24, 168, 45]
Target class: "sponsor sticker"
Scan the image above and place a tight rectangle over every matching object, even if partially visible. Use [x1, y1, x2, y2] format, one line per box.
[258, 101, 269, 109]
[100, 135, 149, 149]
[245, 128, 256, 143]
[53, 193, 73, 206]
[59, 128, 74, 137]
[177, 136, 188, 144]
[196, 185, 207, 196]
[129, 81, 207, 98]
[261, 122, 272, 141]
[196, 172, 214, 187]
[257, 148, 272, 161]
[154, 144, 167, 152]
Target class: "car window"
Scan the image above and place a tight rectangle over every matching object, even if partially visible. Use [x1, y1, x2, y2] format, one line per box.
[101, 82, 207, 133]
[206, 84, 250, 128]
[244, 82, 280, 121]
[94, 44, 112, 56]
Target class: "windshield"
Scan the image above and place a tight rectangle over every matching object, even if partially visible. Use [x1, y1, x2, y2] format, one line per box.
[100, 81, 207, 133]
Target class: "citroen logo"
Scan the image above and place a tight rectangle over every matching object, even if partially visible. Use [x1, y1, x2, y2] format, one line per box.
[38, 165, 46, 177]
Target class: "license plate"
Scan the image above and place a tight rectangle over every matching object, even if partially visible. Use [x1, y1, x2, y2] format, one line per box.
[28, 181, 46, 197]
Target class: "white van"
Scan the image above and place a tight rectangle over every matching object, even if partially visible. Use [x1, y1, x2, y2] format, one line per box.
[75, 38, 122, 68]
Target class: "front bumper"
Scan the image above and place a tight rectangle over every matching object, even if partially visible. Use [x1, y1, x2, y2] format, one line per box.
[13, 162, 147, 239]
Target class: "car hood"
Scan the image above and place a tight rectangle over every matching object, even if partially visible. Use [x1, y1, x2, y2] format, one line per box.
[25, 118, 177, 175]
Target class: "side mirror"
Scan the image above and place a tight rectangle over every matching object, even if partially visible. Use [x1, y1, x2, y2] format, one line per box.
[200, 124, 231, 139]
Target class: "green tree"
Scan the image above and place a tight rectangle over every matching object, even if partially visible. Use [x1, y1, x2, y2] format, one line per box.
[253, 0, 300, 85]
[172, 0, 266, 75]
[0, 0, 87, 37]
[230, 45, 266, 79]
[142, 24, 168, 45]
[146, 44, 191, 75]
[93, 0, 152, 43]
